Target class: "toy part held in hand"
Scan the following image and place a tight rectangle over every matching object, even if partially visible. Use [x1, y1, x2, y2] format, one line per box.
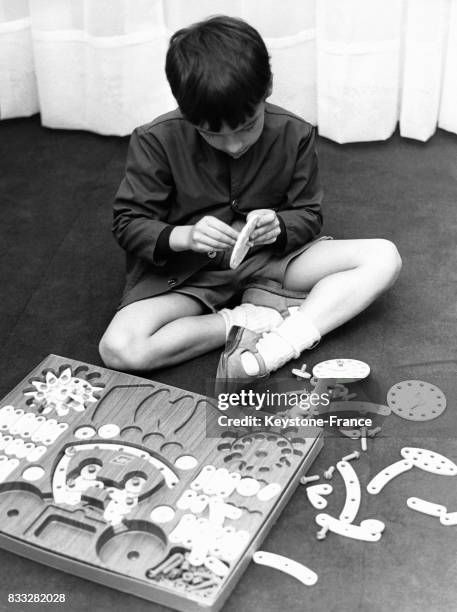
[229, 214, 260, 269]
[0, 355, 323, 612]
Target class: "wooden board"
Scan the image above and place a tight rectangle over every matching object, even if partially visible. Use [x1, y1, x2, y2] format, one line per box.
[0, 355, 323, 611]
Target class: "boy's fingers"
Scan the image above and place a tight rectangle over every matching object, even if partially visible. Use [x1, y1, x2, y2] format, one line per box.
[207, 217, 239, 240]
[248, 210, 276, 226]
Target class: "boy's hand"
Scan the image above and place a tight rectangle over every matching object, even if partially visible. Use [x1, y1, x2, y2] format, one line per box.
[188, 216, 239, 253]
[247, 209, 281, 245]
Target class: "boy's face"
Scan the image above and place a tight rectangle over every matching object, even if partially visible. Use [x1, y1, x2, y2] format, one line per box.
[196, 102, 265, 159]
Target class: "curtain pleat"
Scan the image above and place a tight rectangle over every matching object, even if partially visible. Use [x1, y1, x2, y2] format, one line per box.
[0, 0, 455, 142]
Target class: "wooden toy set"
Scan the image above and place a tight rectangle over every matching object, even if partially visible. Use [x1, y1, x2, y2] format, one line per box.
[0, 355, 322, 612]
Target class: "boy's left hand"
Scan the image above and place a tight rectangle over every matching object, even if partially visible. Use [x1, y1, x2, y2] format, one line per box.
[247, 209, 281, 245]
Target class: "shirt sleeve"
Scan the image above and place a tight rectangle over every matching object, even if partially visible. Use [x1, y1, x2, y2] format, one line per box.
[112, 128, 175, 267]
[276, 125, 323, 254]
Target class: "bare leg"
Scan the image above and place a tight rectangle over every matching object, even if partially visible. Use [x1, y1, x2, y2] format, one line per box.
[99, 293, 226, 371]
[283, 238, 402, 335]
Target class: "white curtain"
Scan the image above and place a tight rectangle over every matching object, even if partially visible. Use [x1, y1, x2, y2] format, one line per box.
[1, 0, 456, 143]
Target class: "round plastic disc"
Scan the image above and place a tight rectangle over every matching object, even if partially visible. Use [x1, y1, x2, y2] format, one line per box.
[236, 477, 261, 497]
[150, 505, 176, 523]
[74, 426, 96, 440]
[387, 380, 446, 421]
[174, 455, 198, 470]
[22, 466, 45, 481]
[98, 424, 120, 439]
[312, 359, 370, 382]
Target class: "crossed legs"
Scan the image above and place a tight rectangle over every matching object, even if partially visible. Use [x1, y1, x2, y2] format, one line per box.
[99, 239, 401, 371]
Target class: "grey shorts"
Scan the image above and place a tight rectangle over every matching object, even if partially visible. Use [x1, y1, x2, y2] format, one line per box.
[174, 236, 332, 312]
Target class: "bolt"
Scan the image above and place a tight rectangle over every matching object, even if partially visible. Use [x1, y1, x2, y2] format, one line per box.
[323, 466, 335, 480]
[300, 474, 320, 485]
[316, 526, 329, 540]
[341, 450, 360, 462]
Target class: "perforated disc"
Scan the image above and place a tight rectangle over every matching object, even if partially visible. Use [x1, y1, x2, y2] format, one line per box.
[387, 380, 446, 421]
[312, 359, 370, 382]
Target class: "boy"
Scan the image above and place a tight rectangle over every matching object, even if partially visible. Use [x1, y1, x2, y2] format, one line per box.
[99, 16, 401, 390]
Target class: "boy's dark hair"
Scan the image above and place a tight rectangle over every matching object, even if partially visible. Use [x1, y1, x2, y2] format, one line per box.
[165, 16, 271, 132]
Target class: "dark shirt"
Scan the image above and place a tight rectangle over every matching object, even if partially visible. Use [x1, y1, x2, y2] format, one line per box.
[113, 102, 323, 304]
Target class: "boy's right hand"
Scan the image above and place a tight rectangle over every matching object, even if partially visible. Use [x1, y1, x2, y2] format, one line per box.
[187, 216, 239, 253]
[170, 217, 239, 253]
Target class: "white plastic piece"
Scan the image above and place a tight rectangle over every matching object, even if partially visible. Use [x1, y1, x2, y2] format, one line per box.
[306, 484, 333, 510]
[291, 368, 311, 380]
[190, 494, 209, 514]
[387, 380, 446, 421]
[74, 426, 96, 440]
[203, 468, 231, 496]
[440, 512, 457, 526]
[312, 359, 370, 382]
[42, 421, 68, 445]
[236, 477, 261, 497]
[97, 424, 120, 439]
[223, 502, 243, 520]
[400, 447, 457, 476]
[169, 514, 197, 544]
[149, 505, 175, 523]
[316, 514, 383, 541]
[190, 465, 216, 492]
[5, 438, 25, 457]
[204, 556, 229, 577]
[177, 489, 197, 510]
[407, 497, 447, 517]
[9, 412, 36, 437]
[366, 459, 413, 495]
[336, 460, 361, 523]
[0, 456, 20, 483]
[300, 474, 320, 485]
[323, 467, 335, 480]
[26, 445, 47, 463]
[257, 483, 282, 502]
[342, 451, 360, 462]
[253, 551, 318, 587]
[208, 496, 226, 527]
[0, 406, 18, 430]
[360, 427, 367, 452]
[174, 455, 198, 470]
[22, 466, 46, 481]
[230, 214, 259, 269]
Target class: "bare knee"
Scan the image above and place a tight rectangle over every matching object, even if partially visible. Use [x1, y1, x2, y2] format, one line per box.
[363, 239, 402, 287]
[99, 331, 163, 371]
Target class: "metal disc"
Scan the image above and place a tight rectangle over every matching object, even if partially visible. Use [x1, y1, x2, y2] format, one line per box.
[387, 380, 446, 421]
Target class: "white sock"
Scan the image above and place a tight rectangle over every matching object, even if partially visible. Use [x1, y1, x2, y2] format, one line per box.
[240, 311, 321, 375]
[219, 303, 283, 338]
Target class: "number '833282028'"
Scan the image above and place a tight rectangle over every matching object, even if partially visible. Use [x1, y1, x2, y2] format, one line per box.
[8, 593, 66, 603]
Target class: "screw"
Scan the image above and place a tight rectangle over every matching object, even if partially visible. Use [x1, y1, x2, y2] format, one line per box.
[341, 450, 360, 462]
[323, 466, 335, 480]
[316, 526, 329, 540]
[300, 474, 320, 485]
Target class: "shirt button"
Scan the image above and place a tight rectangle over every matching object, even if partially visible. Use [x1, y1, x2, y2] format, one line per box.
[231, 198, 239, 209]
[207, 251, 217, 259]
[168, 278, 178, 287]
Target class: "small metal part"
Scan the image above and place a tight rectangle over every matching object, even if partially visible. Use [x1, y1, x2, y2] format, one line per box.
[323, 466, 335, 480]
[341, 451, 360, 462]
[300, 474, 320, 485]
[253, 551, 318, 586]
[360, 426, 367, 452]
